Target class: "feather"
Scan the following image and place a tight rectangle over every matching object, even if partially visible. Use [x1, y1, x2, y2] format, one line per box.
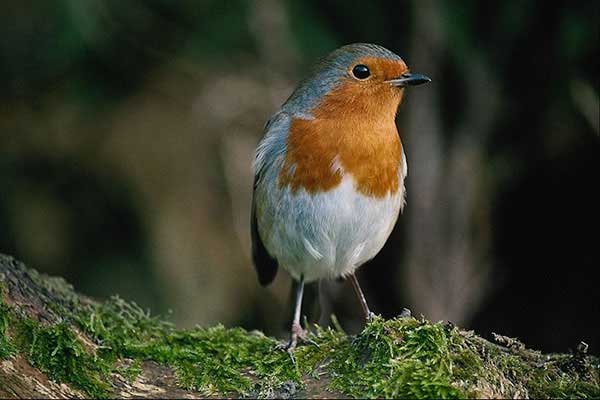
[251, 115, 285, 286]
[251, 173, 278, 286]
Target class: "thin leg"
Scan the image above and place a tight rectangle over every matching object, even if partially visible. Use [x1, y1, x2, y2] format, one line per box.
[349, 273, 374, 321]
[287, 276, 305, 352]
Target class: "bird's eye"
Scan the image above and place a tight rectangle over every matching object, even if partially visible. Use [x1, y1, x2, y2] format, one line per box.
[352, 64, 370, 80]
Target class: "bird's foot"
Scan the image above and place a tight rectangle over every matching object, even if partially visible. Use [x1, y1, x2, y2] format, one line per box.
[276, 323, 319, 364]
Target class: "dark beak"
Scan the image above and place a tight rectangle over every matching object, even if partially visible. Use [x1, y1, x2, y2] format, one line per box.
[386, 72, 431, 87]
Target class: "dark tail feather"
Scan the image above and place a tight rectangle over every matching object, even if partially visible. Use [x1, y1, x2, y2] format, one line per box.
[250, 190, 278, 286]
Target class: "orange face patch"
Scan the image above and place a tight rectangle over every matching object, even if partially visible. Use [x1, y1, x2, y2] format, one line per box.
[351, 56, 409, 82]
[279, 58, 406, 198]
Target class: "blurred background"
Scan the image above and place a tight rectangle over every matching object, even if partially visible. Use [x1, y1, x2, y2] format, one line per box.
[1, 0, 598, 354]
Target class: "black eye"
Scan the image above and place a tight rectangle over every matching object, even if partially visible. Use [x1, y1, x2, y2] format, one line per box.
[352, 64, 370, 80]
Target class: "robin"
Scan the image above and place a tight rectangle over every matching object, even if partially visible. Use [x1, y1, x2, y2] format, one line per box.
[251, 43, 430, 351]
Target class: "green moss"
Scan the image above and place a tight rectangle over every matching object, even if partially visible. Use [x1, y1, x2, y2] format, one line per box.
[1, 276, 598, 399]
[0, 300, 16, 359]
[308, 317, 463, 399]
[76, 295, 174, 355]
[527, 354, 600, 399]
[0, 286, 111, 398]
[12, 317, 111, 398]
[447, 328, 600, 399]
[69, 295, 301, 396]
[100, 320, 297, 396]
[115, 359, 143, 383]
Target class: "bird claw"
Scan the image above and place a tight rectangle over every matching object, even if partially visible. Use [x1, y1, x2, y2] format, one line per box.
[274, 340, 297, 365]
[276, 323, 319, 364]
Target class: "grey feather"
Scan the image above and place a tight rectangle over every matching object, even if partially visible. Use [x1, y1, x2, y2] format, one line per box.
[251, 114, 290, 286]
[251, 174, 278, 286]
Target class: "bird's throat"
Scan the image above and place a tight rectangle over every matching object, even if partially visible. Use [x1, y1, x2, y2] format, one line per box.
[279, 112, 402, 198]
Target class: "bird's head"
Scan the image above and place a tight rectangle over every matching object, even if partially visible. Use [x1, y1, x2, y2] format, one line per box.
[285, 43, 430, 119]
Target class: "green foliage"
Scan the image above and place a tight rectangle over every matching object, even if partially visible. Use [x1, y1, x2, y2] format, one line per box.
[527, 353, 600, 399]
[115, 359, 143, 383]
[82, 301, 300, 397]
[318, 317, 463, 399]
[164, 328, 287, 396]
[448, 328, 600, 399]
[12, 317, 111, 398]
[76, 295, 174, 356]
[1, 280, 598, 398]
[0, 301, 16, 359]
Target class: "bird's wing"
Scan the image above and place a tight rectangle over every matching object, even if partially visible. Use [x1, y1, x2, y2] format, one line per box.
[251, 178, 278, 286]
[250, 112, 290, 286]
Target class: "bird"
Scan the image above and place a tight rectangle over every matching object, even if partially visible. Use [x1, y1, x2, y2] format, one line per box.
[251, 43, 430, 351]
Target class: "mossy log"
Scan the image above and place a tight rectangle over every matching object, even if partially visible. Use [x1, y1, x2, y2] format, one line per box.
[0, 254, 598, 399]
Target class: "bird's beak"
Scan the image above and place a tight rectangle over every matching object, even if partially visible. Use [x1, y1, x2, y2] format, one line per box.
[386, 72, 431, 87]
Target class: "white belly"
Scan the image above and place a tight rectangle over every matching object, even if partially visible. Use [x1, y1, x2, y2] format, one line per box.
[256, 175, 404, 282]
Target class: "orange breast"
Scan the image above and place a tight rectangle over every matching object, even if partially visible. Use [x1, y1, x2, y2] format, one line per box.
[278, 76, 404, 198]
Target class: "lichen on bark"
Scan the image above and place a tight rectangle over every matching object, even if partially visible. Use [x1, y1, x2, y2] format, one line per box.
[0, 253, 598, 399]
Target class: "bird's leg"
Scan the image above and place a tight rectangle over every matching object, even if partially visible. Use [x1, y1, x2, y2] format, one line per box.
[286, 276, 306, 353]
[349, 273, 375, 321]
[277, 276, 319, 360]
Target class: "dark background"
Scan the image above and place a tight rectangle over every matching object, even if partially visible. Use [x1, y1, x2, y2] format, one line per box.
[1, 0, 598, 354]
